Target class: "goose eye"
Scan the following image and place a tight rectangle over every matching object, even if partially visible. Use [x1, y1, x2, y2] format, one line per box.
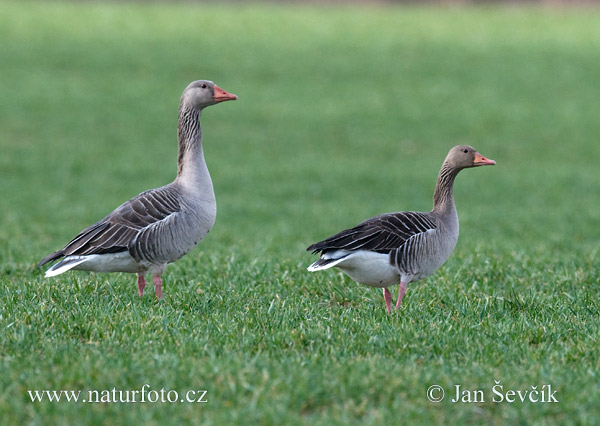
[463, 149, 468, 153]
[201, 84, 207, 89]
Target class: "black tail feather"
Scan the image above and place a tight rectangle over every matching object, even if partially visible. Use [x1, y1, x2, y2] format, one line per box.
[38, 250, 65, 268]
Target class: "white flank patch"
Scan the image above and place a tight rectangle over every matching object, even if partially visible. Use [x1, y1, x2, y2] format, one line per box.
[44, 252, 143, 276]
[309, 250, 400, 288]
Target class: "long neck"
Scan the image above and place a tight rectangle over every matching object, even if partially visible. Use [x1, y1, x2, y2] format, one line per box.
[174, 103, 214, 198]
[432, 161, 459, 216]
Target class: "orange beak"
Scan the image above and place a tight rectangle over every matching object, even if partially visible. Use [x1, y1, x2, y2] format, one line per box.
[213, 85, 238, 103]
[473, 152, 496, 166]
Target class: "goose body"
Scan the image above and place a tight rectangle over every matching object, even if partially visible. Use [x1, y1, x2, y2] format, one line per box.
[307, 145, 495, 313]
[39, 80, 237, 298]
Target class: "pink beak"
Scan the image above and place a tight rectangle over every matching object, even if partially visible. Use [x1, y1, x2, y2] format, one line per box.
[213, 85, 238, 102]
[473, 152, 496, 166]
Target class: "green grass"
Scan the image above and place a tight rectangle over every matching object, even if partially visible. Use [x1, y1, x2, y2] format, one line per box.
[1, 1, 599, 424]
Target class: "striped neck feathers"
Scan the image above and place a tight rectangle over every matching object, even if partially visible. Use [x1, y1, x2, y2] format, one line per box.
[432, 161, 460, 214]
[176, 103, 203, 178]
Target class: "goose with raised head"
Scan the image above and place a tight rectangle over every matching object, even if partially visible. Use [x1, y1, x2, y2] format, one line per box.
[307, 145, 495, 313]
[39, 80, 237, 298]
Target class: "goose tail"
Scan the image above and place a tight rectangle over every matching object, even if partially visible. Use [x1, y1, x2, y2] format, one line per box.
[43, 257, 88, 277]
[307, 251, 350, 272]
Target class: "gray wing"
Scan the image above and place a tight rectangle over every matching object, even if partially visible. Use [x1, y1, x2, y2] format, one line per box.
[307, 211, 437, 255]
[39, 186, 181, 266]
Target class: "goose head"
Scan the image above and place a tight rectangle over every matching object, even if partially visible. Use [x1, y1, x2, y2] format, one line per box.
[180, 80, 238, 110]
[445, 145, 496, 170]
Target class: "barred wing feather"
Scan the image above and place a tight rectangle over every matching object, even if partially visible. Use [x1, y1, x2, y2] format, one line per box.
[307, 212, 437, 255]
[39, 186, 182, 265]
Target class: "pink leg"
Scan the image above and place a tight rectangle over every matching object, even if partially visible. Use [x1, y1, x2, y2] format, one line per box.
[395, 281, 408, 309]
[153, 276, 163, 299]
[383, 288, 393, 314]
[137, 274, 146, 297]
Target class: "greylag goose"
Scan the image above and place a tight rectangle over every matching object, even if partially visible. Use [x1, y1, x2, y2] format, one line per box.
[307, 145, 495, 313]
[38, 80, 237, 298]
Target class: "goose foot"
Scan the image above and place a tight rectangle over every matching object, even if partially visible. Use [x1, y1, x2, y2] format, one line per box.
[137, 274, 147, 297]
[395, 281, 407, 309]
[383, 288, 393, 314]
[153, 276, 163, 299]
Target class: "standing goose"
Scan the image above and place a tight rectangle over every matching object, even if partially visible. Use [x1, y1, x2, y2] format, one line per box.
[307, 145, 495, 313]
[38, 80, 237, 298]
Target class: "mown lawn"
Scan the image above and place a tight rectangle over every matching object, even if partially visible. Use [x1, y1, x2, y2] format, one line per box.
[1, 1, 599, 424]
